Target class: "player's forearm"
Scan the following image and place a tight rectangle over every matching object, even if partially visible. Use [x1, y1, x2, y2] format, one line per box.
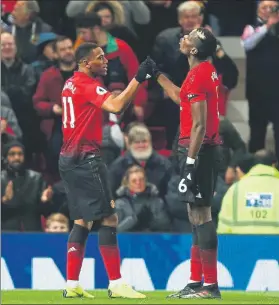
[110, 79, 140, 113]
[157, 74, 180, 105]
[187, 124, 206, 159]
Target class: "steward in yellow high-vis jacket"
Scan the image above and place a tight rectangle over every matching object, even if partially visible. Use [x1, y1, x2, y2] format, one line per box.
[218, 162, 279, 234]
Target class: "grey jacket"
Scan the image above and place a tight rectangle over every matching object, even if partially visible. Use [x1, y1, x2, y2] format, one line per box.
[1, 106, 22, 139]
[1, 91, 12, 108]
[66, 0, 150, 34]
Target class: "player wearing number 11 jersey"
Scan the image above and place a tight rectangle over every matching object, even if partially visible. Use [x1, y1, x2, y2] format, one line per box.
[59, 42, 152, 299]
[148, 28, 221, 299]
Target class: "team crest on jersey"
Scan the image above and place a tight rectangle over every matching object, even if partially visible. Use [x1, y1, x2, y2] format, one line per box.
[96, 86, 108, 95]
[211, 72, 218, 81]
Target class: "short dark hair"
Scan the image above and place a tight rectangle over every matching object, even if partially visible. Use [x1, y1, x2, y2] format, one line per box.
[236, 153, 255, 174]
[75, 12, 102, 29]
[75, 42, 98, 63]
[194, 27, 217, 60]
[53, 36, 72, 52]
[254, 150, 277, 166]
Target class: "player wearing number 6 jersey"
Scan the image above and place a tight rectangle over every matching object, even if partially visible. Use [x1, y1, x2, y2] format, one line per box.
[148, 28, 221, 299]
[59, 42, 152, 299]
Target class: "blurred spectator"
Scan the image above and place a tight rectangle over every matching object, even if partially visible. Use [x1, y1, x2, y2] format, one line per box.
[33, 36, 76, 179]
[151, 1, 238, 148]
[102, 112, 124, 167]
[241, 0, 279, 161]
[10, 0, 52, 64]
[75, 13, 147, 122]
[1, 106, 22, 142]
[1, 141, 56, 231]
[116, 165, 171, 232]
[2, 1, 17, 14]
[66, 0, 150, 37]
[144, 0, 180, 51]
[45, 213, 69, 233]
[1, 32, 40, 162]
[31, 32, 57, 82]
[218, 150, 279, 234]
[219, 118, 247, 185]
[85, 1, 138, 53]
[1, 91, 22, 150]
[109, 124, 173, 197]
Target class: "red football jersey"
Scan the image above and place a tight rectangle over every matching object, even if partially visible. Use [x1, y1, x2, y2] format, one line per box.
[179, 61, 220, 147]
[60, 71, 111, 157]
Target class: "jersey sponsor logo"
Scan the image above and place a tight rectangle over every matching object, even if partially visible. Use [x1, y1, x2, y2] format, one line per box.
[245, 193, 273, 208]
[187, 93, 199, 100]
[96, 86, 108, 95]
[146, 74, 151, 79]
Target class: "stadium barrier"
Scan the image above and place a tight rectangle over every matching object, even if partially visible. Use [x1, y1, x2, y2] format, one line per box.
[2, 233, 279, 291]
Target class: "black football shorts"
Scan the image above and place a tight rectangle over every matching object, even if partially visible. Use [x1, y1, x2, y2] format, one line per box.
[177, 144, 221, 207]
[59, 154, 115, 221]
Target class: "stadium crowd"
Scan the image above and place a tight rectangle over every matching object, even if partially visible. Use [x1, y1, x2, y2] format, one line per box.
[1, 0, 279, 234]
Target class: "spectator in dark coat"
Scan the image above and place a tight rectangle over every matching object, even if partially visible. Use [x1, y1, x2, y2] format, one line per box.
[1, 141, 56, 231]
[33, 36, 76, 179]
[10, 0, 52, 63]
[31, 32, 57, 82]
[1, 32, 40, 162]
[109, 124, 173, 197]
[116, 165, 171, 232]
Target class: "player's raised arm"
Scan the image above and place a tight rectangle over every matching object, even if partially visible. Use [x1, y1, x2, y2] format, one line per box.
[101, 59, 152, 114]
[149, 57, 181, 105]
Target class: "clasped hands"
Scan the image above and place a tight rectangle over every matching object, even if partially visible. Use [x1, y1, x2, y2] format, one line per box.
[135, 56, 161, 83]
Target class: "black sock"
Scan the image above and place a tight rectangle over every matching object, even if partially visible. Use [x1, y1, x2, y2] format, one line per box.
[68, 224, 89, 244]
[192, 225, 199, 245]
[196, 221, 217, 250]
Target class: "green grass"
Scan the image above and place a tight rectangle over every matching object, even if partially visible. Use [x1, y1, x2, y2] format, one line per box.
[2, 290, 279, 304]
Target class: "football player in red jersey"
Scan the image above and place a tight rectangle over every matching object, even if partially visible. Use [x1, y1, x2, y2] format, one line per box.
[149, 28, 221, 299]
[59, 42, 151, 299]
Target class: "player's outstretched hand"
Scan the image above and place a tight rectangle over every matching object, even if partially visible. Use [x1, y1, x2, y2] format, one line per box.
[135, 57, 153, 83]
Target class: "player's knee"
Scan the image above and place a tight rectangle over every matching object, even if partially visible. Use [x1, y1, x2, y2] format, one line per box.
[101, 213, 118, 227]
[190, 207, 212, 226]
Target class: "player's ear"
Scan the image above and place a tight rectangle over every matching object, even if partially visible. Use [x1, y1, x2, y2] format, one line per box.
[83, 59, 90, 69]
[190, 48, 198, 56]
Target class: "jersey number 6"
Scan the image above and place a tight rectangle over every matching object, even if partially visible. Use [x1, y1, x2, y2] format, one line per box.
[62, 97, 75, 128]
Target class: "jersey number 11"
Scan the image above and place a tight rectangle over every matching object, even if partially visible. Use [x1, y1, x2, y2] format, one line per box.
[62, 97, 75, 128]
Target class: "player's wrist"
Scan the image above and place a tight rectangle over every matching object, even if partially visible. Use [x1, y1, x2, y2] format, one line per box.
[186, 157, 195, 165]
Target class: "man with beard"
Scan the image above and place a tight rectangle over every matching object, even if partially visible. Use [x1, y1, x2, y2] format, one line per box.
[109, 124, 173, 197]
[33, 36, 76, 181]
[1, 141, 55, 231]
